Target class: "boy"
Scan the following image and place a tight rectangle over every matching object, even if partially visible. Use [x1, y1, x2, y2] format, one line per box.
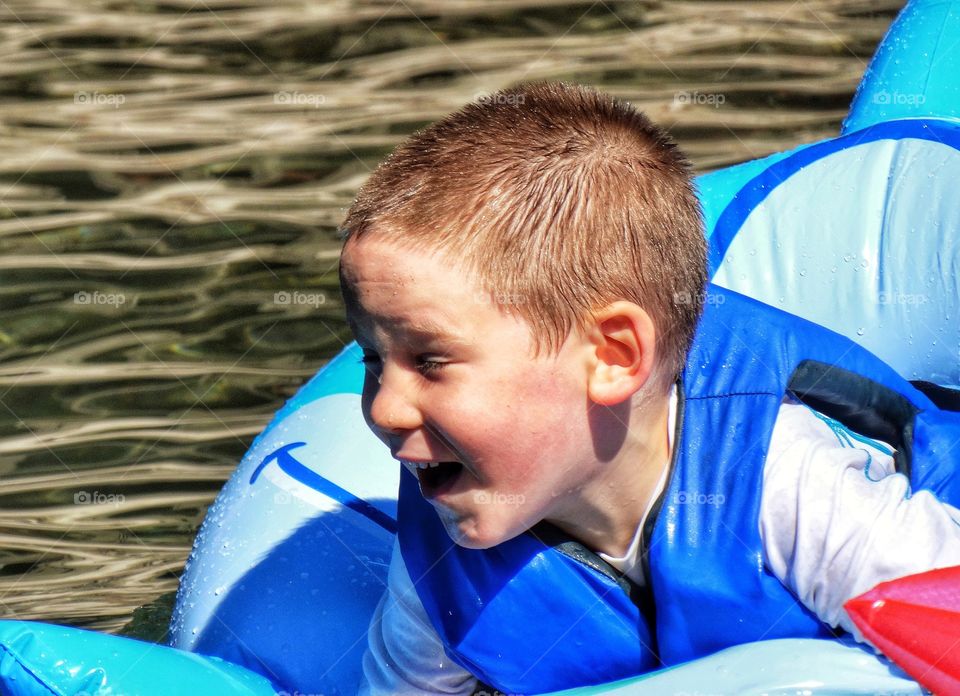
[337, 82, 960, 695]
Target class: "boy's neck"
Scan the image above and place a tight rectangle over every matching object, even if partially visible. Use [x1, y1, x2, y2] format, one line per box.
[549, 389, 674, 559]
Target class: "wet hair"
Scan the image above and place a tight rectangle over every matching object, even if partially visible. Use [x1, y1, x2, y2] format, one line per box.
[339, 81, 707, 388]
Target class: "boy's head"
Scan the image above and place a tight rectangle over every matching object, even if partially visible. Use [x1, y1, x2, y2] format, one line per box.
[341, 82, 706, 388]
[339, 82, 707, 550]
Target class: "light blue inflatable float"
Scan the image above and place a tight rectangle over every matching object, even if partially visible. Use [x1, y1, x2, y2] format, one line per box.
[2, 0, 959, 693]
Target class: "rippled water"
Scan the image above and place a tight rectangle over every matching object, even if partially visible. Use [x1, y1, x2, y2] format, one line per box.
[0, 0, 901, 636]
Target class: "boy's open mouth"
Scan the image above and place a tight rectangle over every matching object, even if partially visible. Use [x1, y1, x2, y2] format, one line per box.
[414, 461, 463, 498]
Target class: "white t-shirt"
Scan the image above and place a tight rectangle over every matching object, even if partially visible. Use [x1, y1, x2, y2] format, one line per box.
[358, 391, 960, 695]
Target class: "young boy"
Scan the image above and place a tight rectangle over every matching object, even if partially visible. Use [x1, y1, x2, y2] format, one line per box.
[337, 82, 960, 695]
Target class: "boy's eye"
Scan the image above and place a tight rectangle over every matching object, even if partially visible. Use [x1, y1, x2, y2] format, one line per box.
[415, 356, 447, 375]
[358, 352, 446, 377]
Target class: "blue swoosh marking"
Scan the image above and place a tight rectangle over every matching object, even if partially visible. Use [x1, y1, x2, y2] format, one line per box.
[250, 441, 397, 534]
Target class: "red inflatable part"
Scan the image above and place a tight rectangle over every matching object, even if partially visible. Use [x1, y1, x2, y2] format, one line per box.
[845, 566, 960, 695]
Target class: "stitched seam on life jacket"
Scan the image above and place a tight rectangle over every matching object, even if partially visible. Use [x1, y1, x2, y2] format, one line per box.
[685, 390, 779, 401]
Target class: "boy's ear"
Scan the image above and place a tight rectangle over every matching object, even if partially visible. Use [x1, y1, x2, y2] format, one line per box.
[584, 301, 657, 406]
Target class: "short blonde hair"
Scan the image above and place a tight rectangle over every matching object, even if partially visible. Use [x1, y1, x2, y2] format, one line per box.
[340, 82, 707, 387]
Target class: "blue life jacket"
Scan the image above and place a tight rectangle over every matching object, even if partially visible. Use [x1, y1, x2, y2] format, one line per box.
[397, 285, 960, 695]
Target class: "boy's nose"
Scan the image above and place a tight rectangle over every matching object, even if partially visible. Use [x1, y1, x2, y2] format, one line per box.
[365, 367, 423, 435]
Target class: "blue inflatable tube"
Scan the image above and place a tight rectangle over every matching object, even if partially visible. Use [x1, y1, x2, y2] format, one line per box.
[2, 0, 959, 693]
[0, 620, 277, 696]
[0, 620, 922, 695]
[844, 0, 960, 133]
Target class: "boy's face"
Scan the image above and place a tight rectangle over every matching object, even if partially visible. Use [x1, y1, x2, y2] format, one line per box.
[340, 236, 606, 549]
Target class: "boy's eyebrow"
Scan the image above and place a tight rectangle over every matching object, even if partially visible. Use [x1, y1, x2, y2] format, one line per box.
[405, 318, 469, 345]
[350, 312, 469, 346]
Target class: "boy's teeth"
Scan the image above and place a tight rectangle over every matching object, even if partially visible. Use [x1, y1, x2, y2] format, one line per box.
[407, 460, 442, 469]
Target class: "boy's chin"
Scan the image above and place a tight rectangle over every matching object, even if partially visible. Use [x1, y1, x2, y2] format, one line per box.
[451, 535, 495, 550]
[440, 514, 527, 550]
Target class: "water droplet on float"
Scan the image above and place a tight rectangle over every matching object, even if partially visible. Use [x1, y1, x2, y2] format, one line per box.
[857, 328, 865, 336]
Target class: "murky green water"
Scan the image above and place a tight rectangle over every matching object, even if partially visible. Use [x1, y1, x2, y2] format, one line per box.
[0, 0, 901, 635]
